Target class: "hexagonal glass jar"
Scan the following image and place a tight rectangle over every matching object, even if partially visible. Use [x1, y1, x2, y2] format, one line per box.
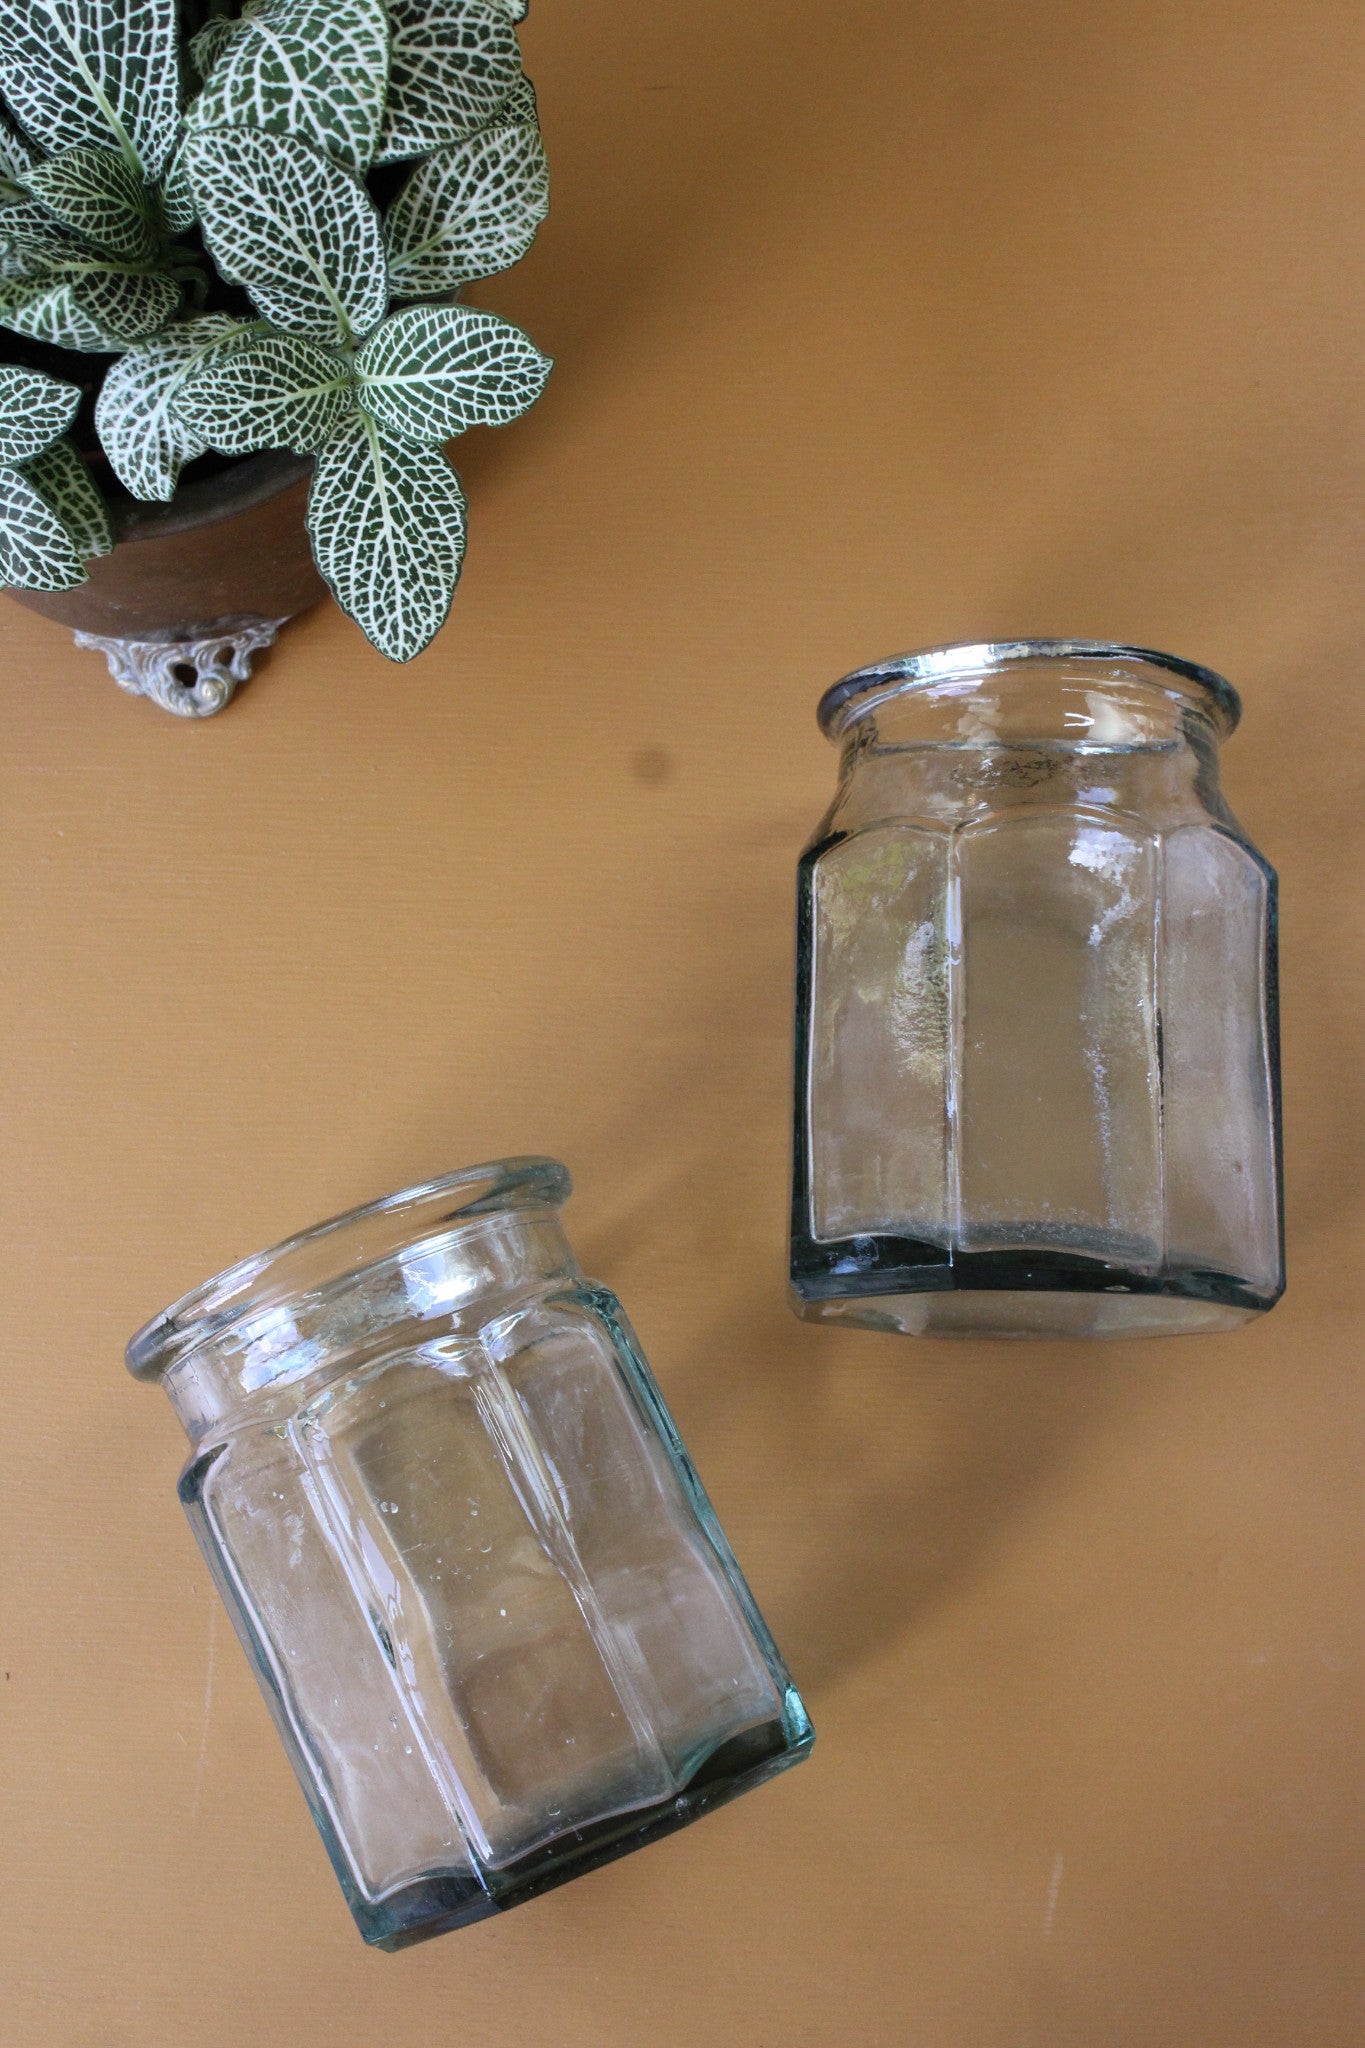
[791, 640, 1284, 1338]
[129, 1160, 811, 1947]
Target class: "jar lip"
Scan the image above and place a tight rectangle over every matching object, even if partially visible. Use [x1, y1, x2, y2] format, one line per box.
[125, 1156, 572, 1382]
[817, 638, 1241, 740]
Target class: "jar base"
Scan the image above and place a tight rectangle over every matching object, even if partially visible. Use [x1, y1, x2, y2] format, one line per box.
[355, 1693, 814, 1949]
[793, 1285, 1261, 1339]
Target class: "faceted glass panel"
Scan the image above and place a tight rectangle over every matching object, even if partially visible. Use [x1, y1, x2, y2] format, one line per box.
[1161, 827, 1280, 1289]
[955, 807, 1161, 1267]
[808, 824, 950, 1242]
[492, 1299, 783, 1784]
[189, 1425, 471, 1902]
[294, 1343, 674, 1872]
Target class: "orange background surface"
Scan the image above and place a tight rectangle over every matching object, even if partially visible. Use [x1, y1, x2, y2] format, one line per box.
[2, 2, 1363, 2042]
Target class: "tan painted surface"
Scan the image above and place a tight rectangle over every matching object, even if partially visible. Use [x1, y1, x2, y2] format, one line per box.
[2, 2, 1362, 2041]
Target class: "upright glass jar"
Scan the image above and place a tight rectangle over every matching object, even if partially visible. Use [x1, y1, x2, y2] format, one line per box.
[791, 640, 1283, 1338]
[129, 1160, 811, 1948]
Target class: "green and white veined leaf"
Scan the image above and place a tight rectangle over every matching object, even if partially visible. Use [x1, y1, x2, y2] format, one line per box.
[0, 274, 113, 346]
[384, 119, 546, 297]
[186, 0, 391, 174]
[0, 197, 89, 273]
[0, 201, 182, 340]
[159, 143, 196, 232]
[0, 276, 103, 346]
[356, 301, 549, 443]
[74, 262, 180, 338]
[0, 264, 181, 346]
[0, 0, 181, 181]
[377, 0, 521, 166]
[484, 0, 528, 19]
[0, 458, 86, 587]
[0, 116, 37, 201]
[25, 144, 158, 262]
[306, 415, 466, 660]
[0, 247, 39, 283]
[95, 314, 251, 500]
[500, 72, 536, 123]
[174, 332, 357, 456]
[185, 128, 387, 345]
[0, 362, 79, 462]
[21, 434, 113, 557]
[188, 13, 242, 80]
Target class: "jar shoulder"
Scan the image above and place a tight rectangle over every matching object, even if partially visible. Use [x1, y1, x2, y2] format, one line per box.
[810, 744, 1263, 855]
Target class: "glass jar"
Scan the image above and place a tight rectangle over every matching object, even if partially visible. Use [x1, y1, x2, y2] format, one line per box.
[129, 1160, 812, 1948]
[791, 640, 1283, 1339]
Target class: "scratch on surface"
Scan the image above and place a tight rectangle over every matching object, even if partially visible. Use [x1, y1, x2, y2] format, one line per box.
[1043, 1851, 1064, 1939]
[190, 1600, 218, 1821]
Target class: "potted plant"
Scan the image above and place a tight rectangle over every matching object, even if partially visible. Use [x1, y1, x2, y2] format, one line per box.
[0, 0, 551, 713]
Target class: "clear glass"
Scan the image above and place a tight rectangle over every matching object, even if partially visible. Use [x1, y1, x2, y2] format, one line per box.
[791, 640, 1284, 1338]
[129, 1160, 812, 1947]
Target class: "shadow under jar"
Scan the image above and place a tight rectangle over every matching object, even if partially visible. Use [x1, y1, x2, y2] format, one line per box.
[791, 640, 1284, 1339]
[128, 1160, 811, 1948]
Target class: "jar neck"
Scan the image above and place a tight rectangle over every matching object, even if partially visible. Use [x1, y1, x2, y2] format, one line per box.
[161, 1210, 580, 1444]
[837, 669, 1228, 755]
[818, 654, 1237, 839]
[127, 1159, 579, 1446]
[819, 642, 1239, 749]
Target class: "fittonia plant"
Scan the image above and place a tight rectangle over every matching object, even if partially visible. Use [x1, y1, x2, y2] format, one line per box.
[0, 0, 551, 659]
[0, 360, 114, 585]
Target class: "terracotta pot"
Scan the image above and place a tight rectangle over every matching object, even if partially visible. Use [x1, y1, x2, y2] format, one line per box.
[6, 452, 328, 716]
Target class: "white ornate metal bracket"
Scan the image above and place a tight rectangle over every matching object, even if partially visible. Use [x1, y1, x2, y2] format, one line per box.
[73, 613, 290, 717]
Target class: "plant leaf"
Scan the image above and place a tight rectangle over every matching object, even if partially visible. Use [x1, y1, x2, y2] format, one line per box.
[384, 119, 546, 297]
[185, 127, 387, 344]
[0, 459, 86, 587]
[500, 72, 536, 122]
[0, 362, 80, 461]
[24, 143, 158, 261]
[306, 415, 466, 659]
[159, 142, 196, 231]
[356, 301, 549, 442]
[174, 331, 356, 455]
[186, 0, 391, 174]
[94, 313, 249, 499]
[485, 0, 528, 19]
[188, 14, 242, 80]
[377, 0, 521, 166]
[0, 275, 112, 346]
[0, 116, 37, 201]
[0, 196, 88, 273]
[0, 0, 181, 181]
[74, 261, 180, 338]
[0, 264, 181, 345]
[21, 434, 113, 556]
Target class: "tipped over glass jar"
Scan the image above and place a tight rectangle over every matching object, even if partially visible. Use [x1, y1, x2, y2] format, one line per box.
[129, 1160, 811, 1947]
[791, 640, 1284, 1339]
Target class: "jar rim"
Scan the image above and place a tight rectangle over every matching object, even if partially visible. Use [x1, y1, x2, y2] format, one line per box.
[817, 638, 1241, 740]
[125, 1156, 572, 1382]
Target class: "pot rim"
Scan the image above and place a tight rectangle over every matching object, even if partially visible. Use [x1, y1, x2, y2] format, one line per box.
[109, 450, 314, 546]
